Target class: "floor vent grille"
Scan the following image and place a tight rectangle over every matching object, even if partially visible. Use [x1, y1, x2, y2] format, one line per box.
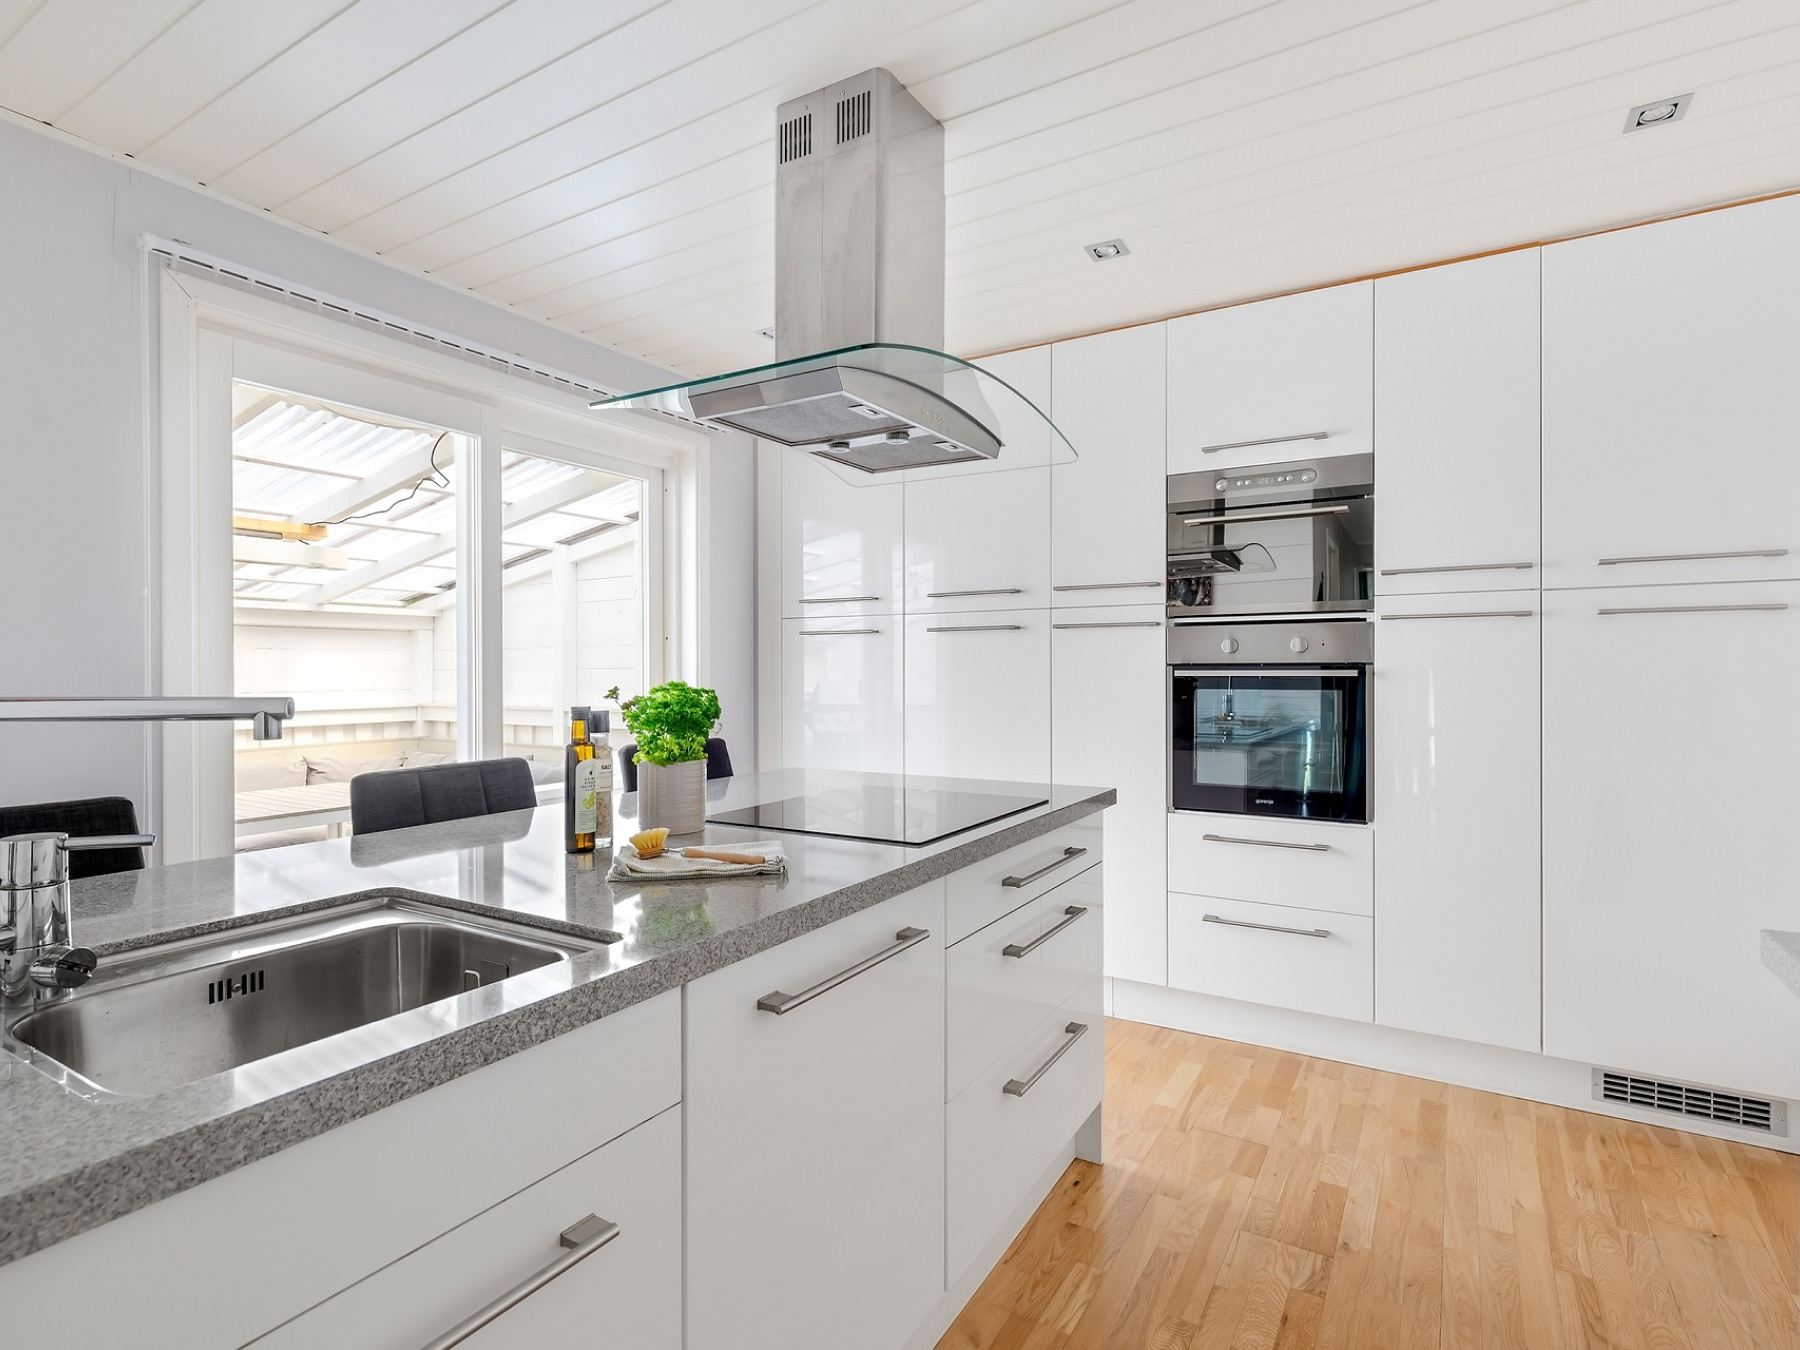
[1594, 1068, 1786, 1134]
[779, 111, 812, 163]
[835, 89, 871, 144]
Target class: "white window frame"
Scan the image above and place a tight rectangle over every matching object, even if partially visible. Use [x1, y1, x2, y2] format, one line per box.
[157, 266, 706, 862]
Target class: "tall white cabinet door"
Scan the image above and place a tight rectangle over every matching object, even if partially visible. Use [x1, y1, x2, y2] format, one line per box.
[1050, 325, 1168, 606]
[1051, 606, 1166, 985]
[1542, 195, 1800, 590]
[905, 610, 1050, 782]
[1373, 592, 1540, 1051]
[686, 883, 946, 1350]
[781, 451, 905, 618]
[1375, 252, 1541, 595]
[1542, 582, 1800, 1101]
[1166, 281, 1373, 474]
[903, 466, 1050, 613]
[779, 618, 903, 772]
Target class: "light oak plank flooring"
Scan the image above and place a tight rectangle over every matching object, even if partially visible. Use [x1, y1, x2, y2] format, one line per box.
[938, 1017, 1798, 1350]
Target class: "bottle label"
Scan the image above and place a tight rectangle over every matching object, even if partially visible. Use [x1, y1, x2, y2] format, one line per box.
[574, 760, 600, 833]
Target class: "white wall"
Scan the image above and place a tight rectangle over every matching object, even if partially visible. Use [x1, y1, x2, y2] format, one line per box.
[706, 428, 757, 761]
[0, 117, 756, 818]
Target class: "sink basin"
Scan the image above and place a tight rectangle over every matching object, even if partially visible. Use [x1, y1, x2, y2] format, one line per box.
[4, 898, 611, 1097]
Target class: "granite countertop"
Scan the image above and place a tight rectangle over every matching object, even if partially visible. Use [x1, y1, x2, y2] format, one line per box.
[1760, 930, 1800, 999]
[0, 768, 1111, 1266]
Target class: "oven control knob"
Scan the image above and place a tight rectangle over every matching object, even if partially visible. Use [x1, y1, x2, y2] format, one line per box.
[1220, 637, 1239, 654]
[1289, 636, 1310, 653]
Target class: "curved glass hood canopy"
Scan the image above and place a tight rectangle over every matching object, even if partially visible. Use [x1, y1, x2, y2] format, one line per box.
[590, 342, 1075, 484]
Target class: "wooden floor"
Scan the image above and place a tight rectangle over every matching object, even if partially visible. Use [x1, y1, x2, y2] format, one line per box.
[939, 1017, 1799, 1350]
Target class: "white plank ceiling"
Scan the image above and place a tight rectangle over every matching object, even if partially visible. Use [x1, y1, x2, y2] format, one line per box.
[3, 0, 1798, 377]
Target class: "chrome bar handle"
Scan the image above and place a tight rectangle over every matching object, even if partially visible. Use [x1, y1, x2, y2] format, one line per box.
[1002, 906, 1089, 959]
[418, 1214, 620, 1350]
[1001, 846, 1088, 888]
[1380, 611, 1534, 621]
[1051, 581, 1163, 592]
[756, 927, 930, 1015]
[1203, 913, 1330, 939]
[925, 587, 1024, 598]
[925, 625, 1023, 633]
[797, 629, 880, 635]
[1053, 620, 1163, 629]
[1379, 561, 1534, 576]
[1597, 603, 1789, 616]
[798, 595, 880, 603]
[1182, 504, 1350, 527]
[1598, 548, 1788, 566]
[1202, 833, 1329, 852]
[1004, 1022, 1089, 1097]
[1200, 431, 1329, 454]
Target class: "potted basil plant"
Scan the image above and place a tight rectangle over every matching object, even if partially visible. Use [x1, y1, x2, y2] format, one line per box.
[606, 681, 721, 835]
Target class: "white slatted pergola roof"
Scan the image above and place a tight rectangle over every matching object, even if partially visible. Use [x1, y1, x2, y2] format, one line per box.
[231, 390, 639, 610]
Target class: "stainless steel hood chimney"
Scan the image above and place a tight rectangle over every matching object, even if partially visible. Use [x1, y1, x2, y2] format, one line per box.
[591, 69, 1073, 479]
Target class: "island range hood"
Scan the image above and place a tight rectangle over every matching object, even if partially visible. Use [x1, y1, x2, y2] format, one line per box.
[592, 70, 1072, 478]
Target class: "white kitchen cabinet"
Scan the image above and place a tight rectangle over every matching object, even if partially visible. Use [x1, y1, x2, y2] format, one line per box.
[1375, 251, 1541, 594]
[1051, 605, 1166, 984]
[1050, 324, 1168, 606]
[0, 990, 681, 1350]
[1373, 592, 1540, 1052]
[781, 449, 905, 618]
[686, 882, 947, 1350]
[947, 863, 1104, 1101]
[252, 1107, 681, 1349]
[905, 609, 1050, 782]
[1168, 892, 1373, 1022]
[903, 465, 1050, 613]
[1167, 280, 1373, 474]
[1167, 812, 1372, 915]
[1542, 194, 1800, 590]
[780, 616, 903, 772]
[1542, 582, 1800, 1101]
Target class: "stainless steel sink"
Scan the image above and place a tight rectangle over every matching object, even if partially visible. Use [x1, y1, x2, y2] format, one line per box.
[3, 898, 609, 1097]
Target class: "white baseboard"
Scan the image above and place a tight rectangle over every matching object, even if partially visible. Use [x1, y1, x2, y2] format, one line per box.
[1112, 979, 1799, 1155]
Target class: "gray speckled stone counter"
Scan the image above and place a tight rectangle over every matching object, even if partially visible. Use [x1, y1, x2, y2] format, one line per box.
[1761, 930, 1800, 1000]
[0, 768, 1111, 1265]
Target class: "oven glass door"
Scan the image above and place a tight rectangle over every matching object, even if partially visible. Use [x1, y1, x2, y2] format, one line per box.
[1171, 667, 1367, 822]
[1166, 499, 1374, 617]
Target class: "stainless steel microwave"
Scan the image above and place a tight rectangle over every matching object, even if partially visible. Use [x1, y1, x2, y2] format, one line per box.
[1166, 454, 1374, 619]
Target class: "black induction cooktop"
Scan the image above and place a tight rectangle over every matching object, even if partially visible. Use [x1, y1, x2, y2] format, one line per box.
[706, 785, 1047, 847]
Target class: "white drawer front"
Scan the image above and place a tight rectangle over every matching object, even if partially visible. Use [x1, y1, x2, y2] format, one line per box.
[253, 1106, 682, 1349]
[1167, 812, 1372, 915]
[0, 989, 681, 1350]
[947, 815, 1103, 945]
[946, 981, 1103, 1284]
[947, 865, 1104, 1101]
[1168, 893, 1372, 1021]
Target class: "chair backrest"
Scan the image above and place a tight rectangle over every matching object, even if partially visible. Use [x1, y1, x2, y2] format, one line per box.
[616, 738, 732, 794]
[349, 758, 538, 836]
[0, 796, 146, 877]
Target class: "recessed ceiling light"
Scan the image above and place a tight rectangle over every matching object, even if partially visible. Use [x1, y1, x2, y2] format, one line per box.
[1624, 93, 1692, 133]
[757, 326, 776, 340]
[1085, 239, 1130, 261]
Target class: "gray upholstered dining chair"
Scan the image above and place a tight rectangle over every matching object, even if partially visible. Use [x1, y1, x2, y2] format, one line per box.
[349, 758, 538, 836]
[0, 796, 149, 876]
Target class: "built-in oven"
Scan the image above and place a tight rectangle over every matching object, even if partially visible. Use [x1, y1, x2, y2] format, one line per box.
[1167, 453, 1374, 618]
[1169, 619, 1371, 823]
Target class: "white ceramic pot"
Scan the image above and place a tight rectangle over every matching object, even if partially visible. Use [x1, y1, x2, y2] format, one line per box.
[638, 758, 706, 835]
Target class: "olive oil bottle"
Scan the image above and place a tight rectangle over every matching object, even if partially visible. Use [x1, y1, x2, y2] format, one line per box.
[564, 707, 599, 853]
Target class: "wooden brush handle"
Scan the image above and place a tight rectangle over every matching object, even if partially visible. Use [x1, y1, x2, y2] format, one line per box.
[682, 848, 768, 866]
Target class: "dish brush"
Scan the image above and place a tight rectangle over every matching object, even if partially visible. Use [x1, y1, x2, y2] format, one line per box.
[630, 827, 670, 859]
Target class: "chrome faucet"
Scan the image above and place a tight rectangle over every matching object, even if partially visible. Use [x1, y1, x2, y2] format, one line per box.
[0, 832, 153, 1004]
[0, 696, 296, 741]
